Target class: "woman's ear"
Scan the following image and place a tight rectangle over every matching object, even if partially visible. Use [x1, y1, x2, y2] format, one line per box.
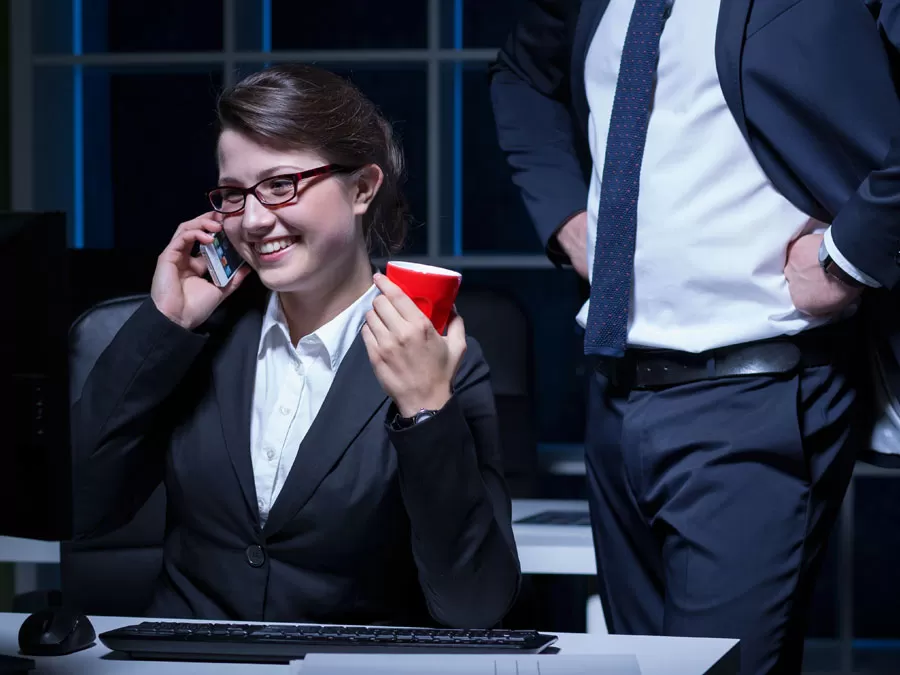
[351, 164, 384, 217]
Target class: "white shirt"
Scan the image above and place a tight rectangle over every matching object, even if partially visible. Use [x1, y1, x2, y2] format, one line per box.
[580, 0, 874, 352]
[250, 285, 378, 527]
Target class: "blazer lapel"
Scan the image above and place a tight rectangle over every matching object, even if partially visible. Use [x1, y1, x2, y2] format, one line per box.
[211, 298, 264, 521]
[262, 334, 388, 536]
[571, 0, 611, 131]
[715, 0, 753, 142]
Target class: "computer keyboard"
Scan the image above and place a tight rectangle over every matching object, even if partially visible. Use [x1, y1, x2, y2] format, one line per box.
[98, 621, 559, 663]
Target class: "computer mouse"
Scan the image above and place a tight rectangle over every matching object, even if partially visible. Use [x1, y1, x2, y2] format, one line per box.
[17, 606, 96, 656]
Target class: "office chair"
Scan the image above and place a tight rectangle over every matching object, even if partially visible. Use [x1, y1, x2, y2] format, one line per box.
[61, 295, 167, 616]
[454, 287, 538, 498]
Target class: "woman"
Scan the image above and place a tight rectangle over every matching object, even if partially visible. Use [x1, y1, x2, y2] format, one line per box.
[72, 64, 521, 629]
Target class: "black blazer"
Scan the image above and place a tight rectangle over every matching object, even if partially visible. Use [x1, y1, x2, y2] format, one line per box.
[71, 280, 521, 628]
[490, 0, 900, 290]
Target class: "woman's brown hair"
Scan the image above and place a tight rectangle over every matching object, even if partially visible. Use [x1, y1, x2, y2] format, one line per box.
[216, 63, 408, 254]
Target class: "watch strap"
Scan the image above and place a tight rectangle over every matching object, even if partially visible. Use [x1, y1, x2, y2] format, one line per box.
[818, 239, 864, 289]
[822, 254, 865, 288]
[389, 408, 438, 431]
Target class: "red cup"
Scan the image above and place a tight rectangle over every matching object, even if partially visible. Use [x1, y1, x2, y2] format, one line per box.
[385, 261, 462, 334]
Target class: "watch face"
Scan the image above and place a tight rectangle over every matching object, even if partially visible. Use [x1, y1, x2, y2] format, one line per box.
[817, 240, 829, 265]
[413, 410, 437, 424]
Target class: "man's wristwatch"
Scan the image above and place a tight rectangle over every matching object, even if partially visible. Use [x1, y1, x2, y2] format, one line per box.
[817, 240, 865, 289]
[389, 408, 438, 431]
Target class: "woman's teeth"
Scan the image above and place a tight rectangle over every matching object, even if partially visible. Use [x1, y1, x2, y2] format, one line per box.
[256, 237, 296, 254]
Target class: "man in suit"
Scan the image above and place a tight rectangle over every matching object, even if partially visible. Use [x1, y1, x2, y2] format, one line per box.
[490, 0, 900, 671]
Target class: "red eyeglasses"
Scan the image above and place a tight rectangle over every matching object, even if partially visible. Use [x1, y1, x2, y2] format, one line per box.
[206, 164, 353, 214]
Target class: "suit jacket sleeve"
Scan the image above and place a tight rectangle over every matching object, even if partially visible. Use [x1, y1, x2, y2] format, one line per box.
[387, 337, 522, 629]
[829, 4, 900, 290]
[830, 138, 900, 290]
[489, 0, 589, 265]
[71, 298, 209, 538]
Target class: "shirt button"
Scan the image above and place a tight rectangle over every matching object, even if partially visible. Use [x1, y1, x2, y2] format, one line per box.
[279, 406, 291, 416]
[245, 544, 266, 568]
[266, 448, 275, 461]
[257, 499, 265, 511]
[294, 362, 303, 373]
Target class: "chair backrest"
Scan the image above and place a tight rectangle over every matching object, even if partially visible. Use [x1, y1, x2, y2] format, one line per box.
[454, 287, 538, 497]
[62, 295, 167, 616]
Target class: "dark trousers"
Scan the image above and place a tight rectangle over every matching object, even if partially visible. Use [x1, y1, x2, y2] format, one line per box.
[585, 344, 865, 674]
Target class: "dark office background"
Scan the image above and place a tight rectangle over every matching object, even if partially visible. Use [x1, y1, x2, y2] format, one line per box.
[5, 0, 900, 655]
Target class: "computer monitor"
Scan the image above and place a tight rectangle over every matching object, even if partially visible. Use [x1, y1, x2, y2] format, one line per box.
[0, 212, 73, 541]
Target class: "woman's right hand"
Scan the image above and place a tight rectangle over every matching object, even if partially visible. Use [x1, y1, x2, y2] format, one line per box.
[150, 213, 250, 331]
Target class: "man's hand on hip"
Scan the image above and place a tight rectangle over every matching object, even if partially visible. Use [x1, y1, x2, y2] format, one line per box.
[784, 233, 862, 316]
[556, 211, 589, 280]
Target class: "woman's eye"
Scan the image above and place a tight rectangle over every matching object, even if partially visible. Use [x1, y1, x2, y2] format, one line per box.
[267, 179, 294, 195]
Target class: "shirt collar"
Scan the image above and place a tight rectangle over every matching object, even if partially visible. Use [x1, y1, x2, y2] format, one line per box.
[258, 284, 378, 371]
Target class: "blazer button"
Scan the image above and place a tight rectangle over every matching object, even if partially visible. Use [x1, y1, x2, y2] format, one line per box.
[895, 251, 900, 266]
[245, 544, 266, 568]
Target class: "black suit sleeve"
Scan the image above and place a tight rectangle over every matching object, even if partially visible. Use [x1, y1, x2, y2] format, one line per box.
[829, 4, 900, 289]
[489, 0, 588, 265]
[71, 299, 209, 538]
[387, 337, 522, 629]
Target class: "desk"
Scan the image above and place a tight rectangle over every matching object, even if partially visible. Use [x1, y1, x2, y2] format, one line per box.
[0, 540, 59, 598]
[0, 613, 739, 675]
[511, 500, 605, 634]
[511, 500, 595, 576]
[0, 540, 59, 565]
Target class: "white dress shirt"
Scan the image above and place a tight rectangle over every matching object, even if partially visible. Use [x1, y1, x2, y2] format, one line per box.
[580, 0, 875, 352]
[250, 285, 379, 527]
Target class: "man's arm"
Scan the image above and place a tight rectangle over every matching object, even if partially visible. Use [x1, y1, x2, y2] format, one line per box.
[821, 1, 900, 290]
[488, 0, 588, 268]
[828, 133, 900, 290]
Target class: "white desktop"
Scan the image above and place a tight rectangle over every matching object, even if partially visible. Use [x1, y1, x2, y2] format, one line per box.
[0, 613, 739, 675]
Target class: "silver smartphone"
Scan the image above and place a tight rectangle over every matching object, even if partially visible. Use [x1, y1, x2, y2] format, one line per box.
[200, 231, 246, 287]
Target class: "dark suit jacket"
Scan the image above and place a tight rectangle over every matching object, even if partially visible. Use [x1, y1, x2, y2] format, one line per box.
[71, 280, 521, 628]
[490, 0, 900, 290]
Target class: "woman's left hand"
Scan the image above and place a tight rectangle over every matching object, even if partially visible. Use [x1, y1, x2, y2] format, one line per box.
[362, 273, 467, 418]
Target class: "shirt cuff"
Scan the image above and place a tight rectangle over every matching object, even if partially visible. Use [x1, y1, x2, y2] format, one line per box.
[824, 227, 881, 288]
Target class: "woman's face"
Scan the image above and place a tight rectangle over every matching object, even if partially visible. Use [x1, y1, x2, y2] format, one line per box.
[216, 129, 380, 294]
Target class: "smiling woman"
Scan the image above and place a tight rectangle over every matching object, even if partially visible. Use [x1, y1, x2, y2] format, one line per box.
[209, 65, 410, 340]
[215, 66, 409, 256]
[70, 63, 522, 629]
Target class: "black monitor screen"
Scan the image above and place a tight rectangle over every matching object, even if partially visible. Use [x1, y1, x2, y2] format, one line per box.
[0, 212, 72, 540]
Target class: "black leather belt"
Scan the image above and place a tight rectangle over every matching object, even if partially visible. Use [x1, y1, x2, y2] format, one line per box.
[594, 320, 856, 390]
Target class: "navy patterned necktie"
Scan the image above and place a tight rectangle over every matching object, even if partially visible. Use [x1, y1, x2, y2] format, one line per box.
[584, 0, 670, 357]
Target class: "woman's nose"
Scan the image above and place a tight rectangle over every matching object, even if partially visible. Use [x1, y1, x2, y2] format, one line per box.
[240, 193, 275, 232]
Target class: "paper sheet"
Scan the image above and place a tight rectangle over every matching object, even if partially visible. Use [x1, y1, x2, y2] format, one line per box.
[292, 653, 642, 675]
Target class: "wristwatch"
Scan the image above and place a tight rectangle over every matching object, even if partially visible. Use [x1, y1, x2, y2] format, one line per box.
[817, 240, 865, 289]
[389, 408, 438, 431]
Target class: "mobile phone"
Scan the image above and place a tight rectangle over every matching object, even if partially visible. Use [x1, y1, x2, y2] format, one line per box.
[200, 231, 245, 287]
